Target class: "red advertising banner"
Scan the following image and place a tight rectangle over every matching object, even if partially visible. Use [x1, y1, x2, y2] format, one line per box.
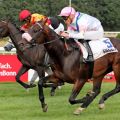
[0, 54, 115, 83]
[103, 72, 115, 82]
[0, 54, 28, 82]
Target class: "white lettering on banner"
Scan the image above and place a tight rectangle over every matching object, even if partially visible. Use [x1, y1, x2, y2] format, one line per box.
[0, 63, 12, 69]
[0, 63, 16, 77]
[0, 55, 28, 82]
[0, 70, 16, 76]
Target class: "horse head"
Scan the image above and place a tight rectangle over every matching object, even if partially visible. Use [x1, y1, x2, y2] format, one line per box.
[27, 19, 59, 45]
[0, 20, 21, 38]
[0, 20, 10, 38]
[0, 20, 29, 52]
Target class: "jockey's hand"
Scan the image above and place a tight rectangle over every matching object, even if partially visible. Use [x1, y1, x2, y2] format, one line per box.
[20, 29, 25, 33]
[20, 26, 27, 33]
[60, 31, 69, 39]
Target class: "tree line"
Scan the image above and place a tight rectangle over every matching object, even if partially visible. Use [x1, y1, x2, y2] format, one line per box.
[0, 0, 120, 31]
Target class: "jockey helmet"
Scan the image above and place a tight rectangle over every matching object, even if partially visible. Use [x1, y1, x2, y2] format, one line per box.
[19, 10, 31, 21]
[58, 7, 76, 17]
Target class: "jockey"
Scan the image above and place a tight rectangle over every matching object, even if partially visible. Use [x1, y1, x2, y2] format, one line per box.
[19, 9, 50, 32]
[19, 9, 64, 42]
[58, 6, 104, 62]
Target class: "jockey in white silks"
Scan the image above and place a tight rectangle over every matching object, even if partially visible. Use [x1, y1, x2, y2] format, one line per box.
[58, 6, 104, 62]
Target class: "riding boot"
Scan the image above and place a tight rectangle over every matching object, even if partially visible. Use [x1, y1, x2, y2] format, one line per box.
[82, 40, 94, 62]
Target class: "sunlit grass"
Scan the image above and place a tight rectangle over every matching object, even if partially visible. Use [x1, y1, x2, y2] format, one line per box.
[0, 37, 8, 47]
[0, 82, 119, 120]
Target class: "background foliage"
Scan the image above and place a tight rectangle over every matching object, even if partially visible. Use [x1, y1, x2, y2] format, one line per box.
[0, 0, 120, 31]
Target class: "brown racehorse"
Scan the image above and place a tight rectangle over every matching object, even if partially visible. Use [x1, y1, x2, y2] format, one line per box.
[27, 20, 120, 115]
[0, 20, 61, 112]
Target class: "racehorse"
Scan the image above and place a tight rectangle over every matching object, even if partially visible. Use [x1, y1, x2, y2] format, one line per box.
[0, 20, 61, 112]
[27, 19, 120, 115]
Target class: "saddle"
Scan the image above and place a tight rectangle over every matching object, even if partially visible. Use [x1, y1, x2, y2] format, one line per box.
[61, 38, 94, 62]
[61, 38, 94, 78]
[60, 38, 79, 51]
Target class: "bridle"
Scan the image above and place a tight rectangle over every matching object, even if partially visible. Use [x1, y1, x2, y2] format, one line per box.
[31, 22, 58, 45]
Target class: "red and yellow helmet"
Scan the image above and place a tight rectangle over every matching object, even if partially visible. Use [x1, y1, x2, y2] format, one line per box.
[19, 9, 31, 21]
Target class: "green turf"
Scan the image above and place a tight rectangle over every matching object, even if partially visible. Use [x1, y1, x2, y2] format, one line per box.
[0, 82, 119, 120]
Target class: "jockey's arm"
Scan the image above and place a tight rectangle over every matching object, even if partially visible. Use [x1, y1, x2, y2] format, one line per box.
[68, 31, 84, 39]
[60, 23, 86, 39]
[68, 24, 86, 39]
[54, 23, 64, 34]
[20, 23, 29, 32]
[60, 31, 84, 40]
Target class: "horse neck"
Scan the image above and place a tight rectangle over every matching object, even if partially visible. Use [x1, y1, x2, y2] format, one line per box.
[8, 22, 22, 49]
[44, 30, 67, 66]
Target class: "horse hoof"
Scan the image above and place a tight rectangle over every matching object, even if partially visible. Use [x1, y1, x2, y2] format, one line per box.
[42, 104, 48, 112]
[50, 91, 55, 96]
[26, 88, 30, 93]
[99, 103, 105, 109]
[29, 84, 36, 88]
[73, 107, 85, 115]
[58, 86, 62, 89]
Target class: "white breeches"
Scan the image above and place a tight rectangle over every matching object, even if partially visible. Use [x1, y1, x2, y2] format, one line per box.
[84, 27, 104, 40]
[49, 23, 64, 34]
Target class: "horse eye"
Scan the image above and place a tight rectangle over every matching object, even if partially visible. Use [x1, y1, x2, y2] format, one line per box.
[33, 27, 40, 33]
[33, 29, 38, 33]
[0, 27, 4, 33]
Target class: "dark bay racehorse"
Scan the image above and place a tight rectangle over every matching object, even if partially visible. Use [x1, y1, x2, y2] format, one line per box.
[27, 20, 120, 115]
[0, 20, 60, 112]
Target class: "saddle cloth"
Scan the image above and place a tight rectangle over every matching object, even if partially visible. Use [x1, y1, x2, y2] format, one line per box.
[78, 38, 118, 60]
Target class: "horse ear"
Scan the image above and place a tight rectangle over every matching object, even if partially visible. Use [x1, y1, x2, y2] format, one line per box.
[42, 16, 49, 26]
[0, 17, 10, 23]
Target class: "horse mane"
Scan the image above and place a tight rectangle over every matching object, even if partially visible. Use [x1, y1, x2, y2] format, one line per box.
[12, 22, 20, 31]
[8, 20, 21, 32]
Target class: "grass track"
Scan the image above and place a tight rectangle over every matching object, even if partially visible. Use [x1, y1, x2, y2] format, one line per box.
[0, 82, 120, 120]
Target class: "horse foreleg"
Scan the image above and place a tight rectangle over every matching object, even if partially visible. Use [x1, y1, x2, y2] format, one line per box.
[99, 83, 120, 109]
[73, 77, 103, 115]
[38, 80, 48, 112]
[74, 77, 102, 115]
[37, 68, 48, 112]
[42, 74, 63, 96]
[16, 65, 31, 89]
[50, 81, 64, 96]
[69, 79, 86, 105]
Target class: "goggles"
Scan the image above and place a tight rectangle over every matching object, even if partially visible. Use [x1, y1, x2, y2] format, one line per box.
[23, 16, 30, 22]
[62, 16, 69, 21]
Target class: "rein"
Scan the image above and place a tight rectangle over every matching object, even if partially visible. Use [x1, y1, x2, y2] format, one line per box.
[41, 39, 57, 45]
[33, 22, 58, 46]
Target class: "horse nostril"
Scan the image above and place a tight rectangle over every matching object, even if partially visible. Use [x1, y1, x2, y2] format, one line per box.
[0, 28, 3, 33]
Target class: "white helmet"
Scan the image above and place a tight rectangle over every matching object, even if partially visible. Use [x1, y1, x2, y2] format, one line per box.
[58, 7, 76, 17]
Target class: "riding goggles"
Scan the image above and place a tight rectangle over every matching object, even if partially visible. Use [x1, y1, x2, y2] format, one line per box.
[62, 16, 69, 21]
